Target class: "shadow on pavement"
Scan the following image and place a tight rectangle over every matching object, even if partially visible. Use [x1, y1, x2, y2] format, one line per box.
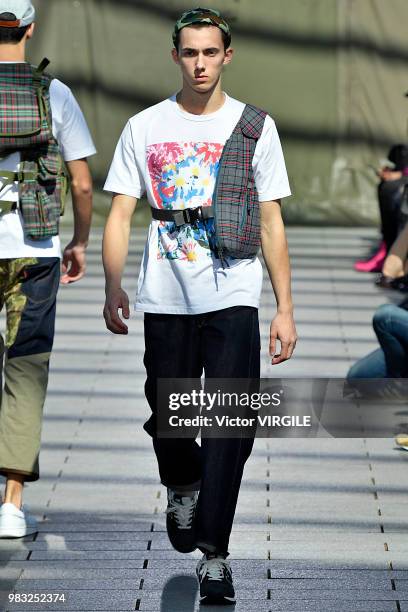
[160, 575, 198, 611]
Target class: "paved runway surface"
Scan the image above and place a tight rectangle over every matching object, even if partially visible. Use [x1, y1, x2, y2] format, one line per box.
[1, 227, 408, 611]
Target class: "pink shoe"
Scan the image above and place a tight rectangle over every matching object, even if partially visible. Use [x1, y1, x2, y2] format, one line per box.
[354, 241, 386, 272]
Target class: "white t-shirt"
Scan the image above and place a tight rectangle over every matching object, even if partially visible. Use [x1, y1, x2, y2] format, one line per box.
[0, 65, 97, 259]
[104, 94, 291, 314]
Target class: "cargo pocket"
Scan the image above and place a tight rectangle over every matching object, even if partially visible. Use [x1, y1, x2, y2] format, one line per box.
[38, 187, 59, 228]
[241, 180, 261, 248]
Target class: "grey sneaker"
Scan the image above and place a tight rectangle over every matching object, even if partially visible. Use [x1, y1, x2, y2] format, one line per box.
[165, 489, 198, 553]
[0, 503, 38, 538]
[196, 553, 236, 605]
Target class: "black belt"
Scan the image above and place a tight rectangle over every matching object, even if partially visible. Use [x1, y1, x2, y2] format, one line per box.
[151, 205, 214, 228]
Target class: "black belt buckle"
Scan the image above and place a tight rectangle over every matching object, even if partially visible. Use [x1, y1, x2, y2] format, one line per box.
[173, 210, 187, 227]
[188, 207, 202, 222]
[183, 208, 193, 224]
[173, 207, 203, 228]
[186, 207, 202, 224]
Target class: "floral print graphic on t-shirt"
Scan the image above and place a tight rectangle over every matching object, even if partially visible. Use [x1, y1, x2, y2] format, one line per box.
[146, 141, 223, 261]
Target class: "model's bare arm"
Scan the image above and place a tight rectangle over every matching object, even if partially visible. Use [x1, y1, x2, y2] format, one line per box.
[61, 158, 93, 284]
[382, 221, 408, 278]
[260, 200, 297, 364]
[102, 194, 137, 334]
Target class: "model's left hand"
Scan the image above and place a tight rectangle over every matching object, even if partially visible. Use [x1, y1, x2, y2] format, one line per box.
[61, 241, 87, 284]
[269, 311, 297, 365]
[379, 168, 403, 182]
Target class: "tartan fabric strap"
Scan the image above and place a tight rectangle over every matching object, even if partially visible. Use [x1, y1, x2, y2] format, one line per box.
[212, 104, 267, 261]
[34, 58, 50, 76]
[32, 58, 50, 89]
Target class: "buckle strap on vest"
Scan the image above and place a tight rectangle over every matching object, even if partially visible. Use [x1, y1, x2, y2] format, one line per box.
[0, 169, 36, 200]
[151, 205, 214, 228]
[32, 57, 50, 89]
[31, 58, 51, 134]
[0, 170, 37, 183]
[0, 201, 18, 215]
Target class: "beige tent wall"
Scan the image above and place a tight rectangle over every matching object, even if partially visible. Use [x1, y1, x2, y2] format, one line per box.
[335, 0, 408, 225]
[28, 0, 408, 225]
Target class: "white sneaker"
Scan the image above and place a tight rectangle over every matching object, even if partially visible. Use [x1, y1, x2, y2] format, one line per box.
[0, 502, 38, 538]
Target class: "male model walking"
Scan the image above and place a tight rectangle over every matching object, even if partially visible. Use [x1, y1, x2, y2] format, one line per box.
[0, 0, 96, 537]
[103, 7, 296, 605]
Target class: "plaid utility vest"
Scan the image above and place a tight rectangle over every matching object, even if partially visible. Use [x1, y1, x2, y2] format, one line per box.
[0, 58, 69, 240]
[212, 104, 267, 261]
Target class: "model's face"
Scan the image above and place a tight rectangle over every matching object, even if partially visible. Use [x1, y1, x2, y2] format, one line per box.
[172, 25, 233, 94]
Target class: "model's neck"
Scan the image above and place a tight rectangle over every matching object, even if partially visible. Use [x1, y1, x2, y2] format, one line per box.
[0, 43, 26, 62]
[177, 79, 225, 115]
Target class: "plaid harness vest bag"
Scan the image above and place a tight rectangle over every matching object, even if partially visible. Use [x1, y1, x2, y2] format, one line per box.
[0, 58, 69, 240]
[212, 104, 267, 262]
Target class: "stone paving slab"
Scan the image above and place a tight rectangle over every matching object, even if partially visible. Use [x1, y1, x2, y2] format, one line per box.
[147, 574, 395, 589]
[269, 521, 397, 532]
[27, 540, 152, 551]
[396, 581, 408, 592]
[27, 551, 156, 561]
[146, 558, 269, 571]
[267, 552, 392, 567]
[0, 552, 29, 562]
[19, 577, 395, 593]
[134, 590, 403, 608]
[36, 522, 156, 532]
[387, 555, 408, 570]
[17, 567, 262, 580]
[134, 589, 402, 604]
[267, 568, 398, 579]
[5, 590, 140, 611]
[35, 532, 154, 542]
[138, 602, 395, 612]
[6, 559, 147, 570]
[266, 603, 398, 612]
[0, 569, 22, 581]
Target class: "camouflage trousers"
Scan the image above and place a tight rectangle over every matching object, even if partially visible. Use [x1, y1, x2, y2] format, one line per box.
[0, 258, 60, 482]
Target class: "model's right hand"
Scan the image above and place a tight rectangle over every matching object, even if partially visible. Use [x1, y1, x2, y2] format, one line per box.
[103, 288, 130, 334]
